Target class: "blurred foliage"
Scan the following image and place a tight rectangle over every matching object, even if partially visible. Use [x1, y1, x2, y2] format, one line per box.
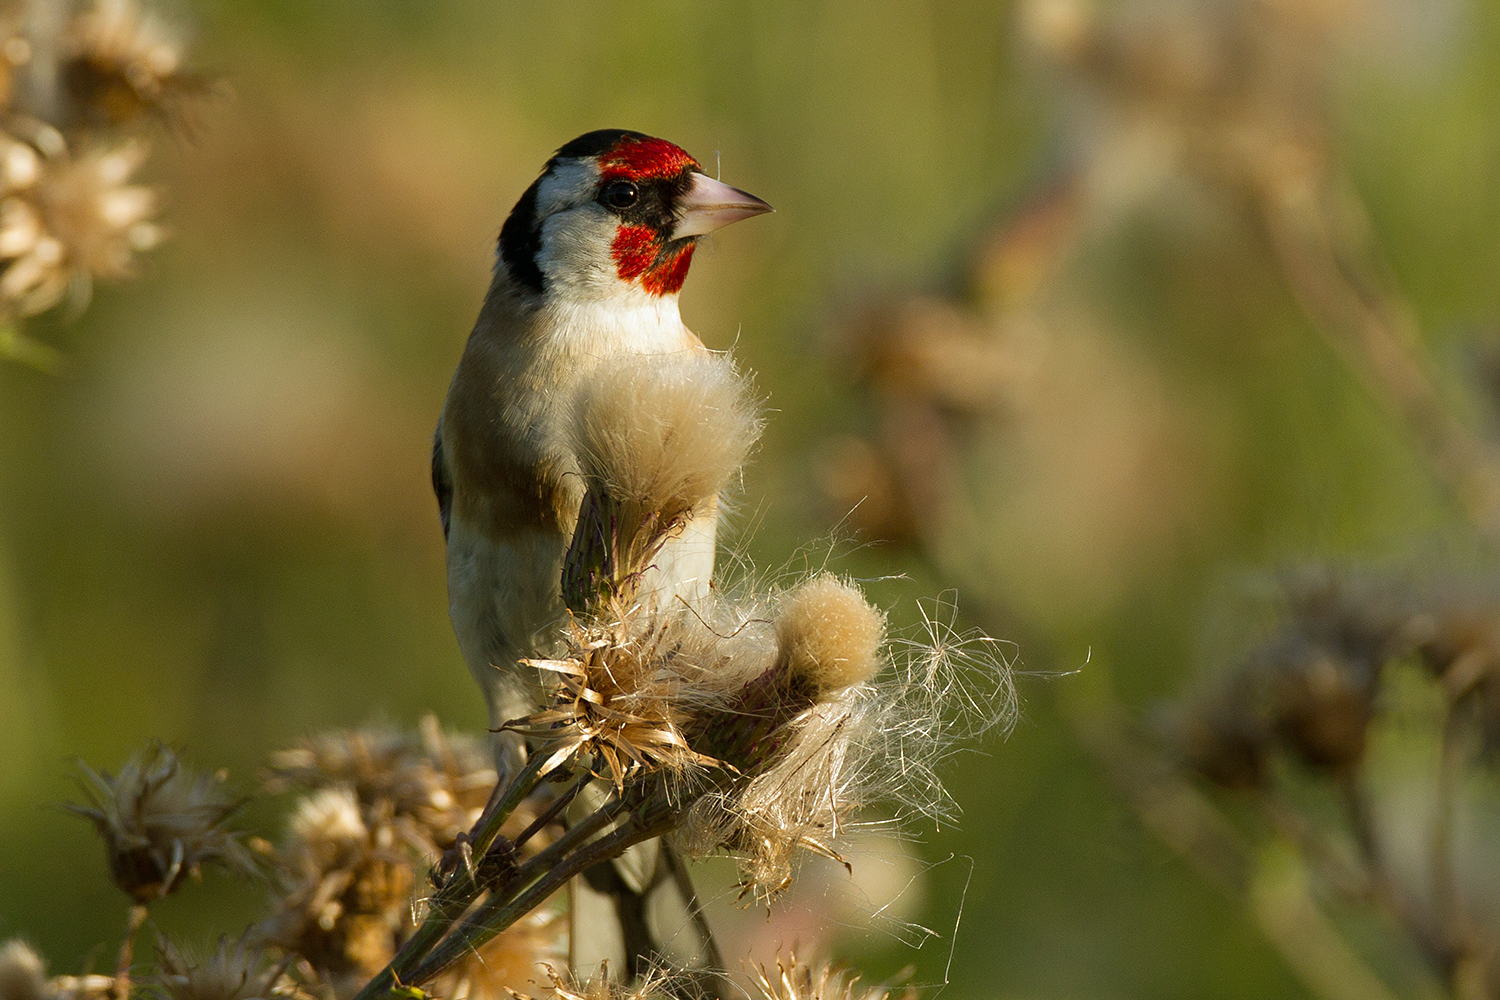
[4, 1, 1500, 999]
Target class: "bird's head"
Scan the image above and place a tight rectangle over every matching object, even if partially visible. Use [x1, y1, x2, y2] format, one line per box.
[497, 129, 772, 304]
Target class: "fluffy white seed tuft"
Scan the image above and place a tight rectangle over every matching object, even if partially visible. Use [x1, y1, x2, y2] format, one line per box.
[776, 574, 886, 693]
[570, 351, 761, 523]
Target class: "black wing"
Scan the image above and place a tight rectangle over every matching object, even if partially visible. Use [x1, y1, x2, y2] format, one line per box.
[431, 425, 452, 540]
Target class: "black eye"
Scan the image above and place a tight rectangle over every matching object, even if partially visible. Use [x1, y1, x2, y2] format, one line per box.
[602, 179, 639, 210]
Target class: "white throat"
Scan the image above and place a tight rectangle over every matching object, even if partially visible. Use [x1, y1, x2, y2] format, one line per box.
[538, 292, 691, 360]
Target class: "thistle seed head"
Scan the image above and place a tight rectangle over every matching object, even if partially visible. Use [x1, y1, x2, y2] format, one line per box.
[150, 934, 288, 1000]
[775, 574, 885, 694]
[0, 940, 48, 1000]
[63, 743, 256, 903]
[570, 351, 761, 526]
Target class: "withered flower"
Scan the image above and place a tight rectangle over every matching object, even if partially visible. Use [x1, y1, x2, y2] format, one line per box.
[64, 743, 256, 903]
[750, 955, 910, 1000]
[151, 933, 289, 1000]
[0, 940, 49, 1000]
[61, 0, 200, 127]
[264, 717, 496, 850]
[0, 137, 161, 316]
[258, 720, 561, 998]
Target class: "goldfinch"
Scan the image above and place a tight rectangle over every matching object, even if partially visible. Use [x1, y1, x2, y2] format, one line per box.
[431, 129, 772, 981]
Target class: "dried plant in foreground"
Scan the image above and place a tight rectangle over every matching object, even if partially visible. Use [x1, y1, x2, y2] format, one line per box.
[326, 351, 1013, 1000]
[15, 251, 1010, 1000]
[0, 0, 207, 373]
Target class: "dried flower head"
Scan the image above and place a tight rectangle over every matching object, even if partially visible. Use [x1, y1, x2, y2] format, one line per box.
[151, 934, 288, 1000]
[678, 596, 1015, 902]
[507, 964, 674, 1000]
[62, 0, 200, 127]
[0, 138, 161, 316]
[64, 742, 257, 903]
[563, 351, 760, 609]
[264, 716, 496, 850]
[517, 596, 778, 790]
[775, 574, 885, 694]
[258, 719, 560, 997]
[0, 940, 48, 1000]
[750, 955, 910, 1000]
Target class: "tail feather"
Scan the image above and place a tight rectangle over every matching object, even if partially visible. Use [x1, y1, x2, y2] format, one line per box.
[568, 842, 726, 996]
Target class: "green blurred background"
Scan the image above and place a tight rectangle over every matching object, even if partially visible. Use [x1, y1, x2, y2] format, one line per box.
[3, 1, 1499, 997]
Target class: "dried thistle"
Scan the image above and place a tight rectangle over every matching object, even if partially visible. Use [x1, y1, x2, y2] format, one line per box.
[562, 351, 761, 610]
[61, 0, 202, 128]
[749, 956, 909, 1000]
[263, 716, 496, 852]
[64, 742, 257, 903]
[775, 574, 885, 695]
[0, 940, 49, 1000]
[0, 136, 161, 316]
[258, 720, 561, 998]
[507, 964, 675, 1000]
[150, 933, 290, 1000]
[516, 608, 729, 791]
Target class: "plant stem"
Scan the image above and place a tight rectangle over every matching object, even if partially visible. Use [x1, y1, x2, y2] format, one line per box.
[112, 903, 148, 1000]
[350, 752, 554, 1000]
[408, 804, 677, 985]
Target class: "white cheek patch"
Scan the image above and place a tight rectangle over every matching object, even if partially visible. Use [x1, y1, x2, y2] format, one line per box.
[534, 159, 598, 217]
[530, 155, 675, 308]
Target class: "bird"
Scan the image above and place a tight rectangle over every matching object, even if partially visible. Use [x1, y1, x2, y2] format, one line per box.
[431, 129, 772, 982]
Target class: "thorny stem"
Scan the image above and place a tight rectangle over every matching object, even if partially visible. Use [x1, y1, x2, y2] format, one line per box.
[353, 795, 630, 1000]
[350, 751, 556, 1000]
[407, 801, 679, 986]
[111, 903, 148, 1000]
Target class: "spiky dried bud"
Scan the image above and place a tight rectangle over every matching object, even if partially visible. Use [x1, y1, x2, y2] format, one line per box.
[750, 955, 911, 1000]
[775, 575, 885, 694]
[0, 940, 48, 1000]
[150, 934, 289, 1000]
[62, 0, 201, 127]
[0, 138, 161, 316]
[64, 743, 256, 903]
[507, 964, 673, 1000]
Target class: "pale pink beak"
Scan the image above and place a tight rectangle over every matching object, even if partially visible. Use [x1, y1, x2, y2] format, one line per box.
[671, 172, 774, 240]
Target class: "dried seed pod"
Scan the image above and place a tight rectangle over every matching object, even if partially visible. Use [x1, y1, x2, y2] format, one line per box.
[149, 933, 289, 1000]
[64, 743, 256, 903]
[0, 940, 49, 1000]
[775, 574, 885, 695]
